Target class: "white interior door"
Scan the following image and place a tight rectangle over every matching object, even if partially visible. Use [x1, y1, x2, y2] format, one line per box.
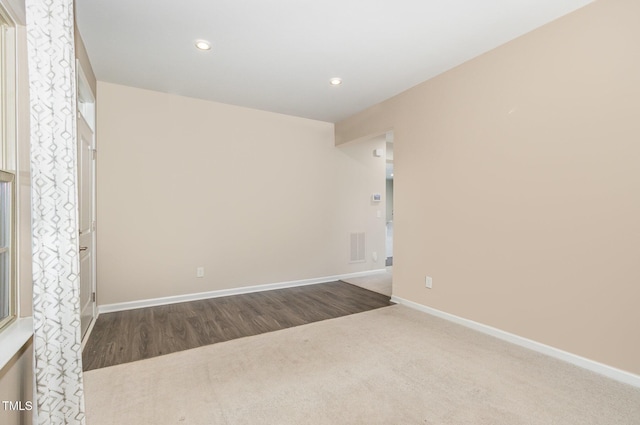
[78, 114, 95, 338]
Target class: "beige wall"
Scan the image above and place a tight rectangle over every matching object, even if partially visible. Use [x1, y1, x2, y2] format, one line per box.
[336, 0, 640, 375]
[96, 82, 386, 305]
[0, 344, 33, 425]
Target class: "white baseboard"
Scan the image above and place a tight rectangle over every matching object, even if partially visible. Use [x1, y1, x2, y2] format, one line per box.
[98, 269, 387, 314]
[391, 295, 640, 389]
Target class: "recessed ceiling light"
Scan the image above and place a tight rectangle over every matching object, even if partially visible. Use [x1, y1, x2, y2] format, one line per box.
[195, 40, 211, 51]
[329, 77, 342, 86]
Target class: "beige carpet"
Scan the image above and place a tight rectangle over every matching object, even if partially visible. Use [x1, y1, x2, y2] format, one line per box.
[340, 269, 392, 296]
[84, 305, 640, 425]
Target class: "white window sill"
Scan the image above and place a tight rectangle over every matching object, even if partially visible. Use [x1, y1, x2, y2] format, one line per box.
[0, 317, 33, 370]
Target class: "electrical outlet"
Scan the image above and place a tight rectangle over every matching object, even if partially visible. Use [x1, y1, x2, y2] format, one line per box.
[425, 276, 432, 289]
[196, 267, 205, 278]
[372, 251, 378, 262]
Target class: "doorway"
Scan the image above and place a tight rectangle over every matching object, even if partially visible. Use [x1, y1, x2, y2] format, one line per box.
[338, 131, 393, 297]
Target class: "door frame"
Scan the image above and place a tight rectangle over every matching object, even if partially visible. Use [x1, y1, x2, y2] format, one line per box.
[76, 59, 97, 346]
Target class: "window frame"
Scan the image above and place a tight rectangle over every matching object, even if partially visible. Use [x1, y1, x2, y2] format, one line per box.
[0, 169, 15, 330]
[0, 4, 16, 333]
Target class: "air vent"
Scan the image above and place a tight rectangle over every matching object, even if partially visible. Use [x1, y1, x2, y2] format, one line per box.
[350, 232, 365, 263]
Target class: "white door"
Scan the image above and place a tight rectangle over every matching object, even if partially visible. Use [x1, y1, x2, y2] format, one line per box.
[78, 113, 96, 338]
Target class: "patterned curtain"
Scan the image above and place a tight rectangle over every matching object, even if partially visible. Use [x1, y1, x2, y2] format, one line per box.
[26, 0, 86, 424]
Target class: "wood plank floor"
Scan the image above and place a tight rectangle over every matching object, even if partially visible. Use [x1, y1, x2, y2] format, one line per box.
[82, 281, 392, 371]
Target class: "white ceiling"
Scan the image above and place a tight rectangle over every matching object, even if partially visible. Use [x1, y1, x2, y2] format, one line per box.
[76, 0, 593, 123]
